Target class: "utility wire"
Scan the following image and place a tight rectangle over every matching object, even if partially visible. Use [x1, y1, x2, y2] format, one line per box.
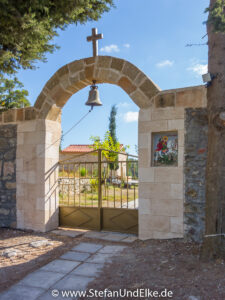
[24, 107, 93, 166]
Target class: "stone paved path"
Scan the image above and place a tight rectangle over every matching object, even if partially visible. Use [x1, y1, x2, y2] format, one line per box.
[0, 241, 127, 300]
[51, 228, 137, 243]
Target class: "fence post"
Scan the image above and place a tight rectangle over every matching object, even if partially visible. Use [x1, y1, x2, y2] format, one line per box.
[98, 149, 102, 230]
[98, 149, 102, 208]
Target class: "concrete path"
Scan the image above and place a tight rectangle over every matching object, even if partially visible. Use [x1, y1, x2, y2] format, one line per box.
[52, 229, 138, 243]
[0, 242, 127, 300]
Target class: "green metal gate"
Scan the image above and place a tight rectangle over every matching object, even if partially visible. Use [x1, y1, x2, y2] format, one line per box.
[58, 149, 138, 234]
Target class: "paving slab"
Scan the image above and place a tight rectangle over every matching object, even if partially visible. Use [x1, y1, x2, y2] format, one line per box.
[40, 259, 80, 274]
[71, 242, 103, 253]
[71, 262, 104, 277]
[53, 274, 94, 291]
[51, 230, 83, 238]
[86, 252, 113, 264]
[60, 251, 90, 262]
[18, 270, 65, 289]
[101, 232, 129, 241]
[84, 231, 108, 239]
[99, 245, 126, 254]
[37, 290, 70, 300]
[122, 236, 138, 243]
[0, 285, 45, 300]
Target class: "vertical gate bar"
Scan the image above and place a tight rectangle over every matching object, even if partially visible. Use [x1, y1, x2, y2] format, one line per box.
[120, 161, 122, 208]
[98, 149, 102, 208]
[78, 163, 80, 207]
[114, 161, 116, 208]
[127, 158, 129, 208]
[73, 164, 75, 206]
[98, 149, 102, 230]
[85, 162, 87, 207]
[107, 163, 109, 208]
[91, 164, 93, 207]
[68, 164, 70, 206]
[62, 164, 64, 205]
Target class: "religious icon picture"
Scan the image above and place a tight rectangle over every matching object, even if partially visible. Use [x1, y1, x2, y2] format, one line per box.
[152, 132, 178, 166]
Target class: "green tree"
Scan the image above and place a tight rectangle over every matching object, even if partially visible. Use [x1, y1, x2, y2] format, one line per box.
[0, 75, 30, 110]
[90, 131, 125, 161]
[202, 0, 225, 259]
[108, 105, 119, 170]
[109, 105, 117, 144]
[0, 0, 114, 75]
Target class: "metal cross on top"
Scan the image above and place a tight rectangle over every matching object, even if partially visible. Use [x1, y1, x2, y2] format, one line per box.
[87, 28, 103, 57]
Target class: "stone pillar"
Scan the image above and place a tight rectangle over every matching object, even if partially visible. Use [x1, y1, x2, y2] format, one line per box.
[0, 124, 17, 228]
[138, 103, 184, 240]
[16, 119, 61, 232]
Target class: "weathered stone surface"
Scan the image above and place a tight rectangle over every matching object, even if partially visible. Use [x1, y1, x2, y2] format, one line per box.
[111, 57, 125, 71]
[25, 107, 36, 121]
[97, 56, 112, 68]
[140, 79, 159, 99]
[29, 240, 53, 248]
[4, 110, 16, 123]
[155, 93, 175, 108]
[118, 76, 136, 94]
[122, 62, 140, 81]
[0, 124, 17, 228]
[1, 248, 23, 258]
[16, 109, 24, 121]
[184, 108, 208, 242]
[34, 92, 46, 110]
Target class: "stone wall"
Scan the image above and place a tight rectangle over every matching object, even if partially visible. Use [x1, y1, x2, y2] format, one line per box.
[184, 108, 208, 242]
[138, 85, 207, 240]
[0, 124, 17, 227]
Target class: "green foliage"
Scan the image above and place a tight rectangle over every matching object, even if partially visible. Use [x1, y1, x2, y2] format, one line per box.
[0, 0, 114, 75]
[205, 0, 225, 32]
[80, 167, 87, 177]
[90, 131, 126, 161]
[108, 105, 118, 170]
[90, 178, 98, 192]
[0, 75, 30, 110]
[109, 105, 117, 143]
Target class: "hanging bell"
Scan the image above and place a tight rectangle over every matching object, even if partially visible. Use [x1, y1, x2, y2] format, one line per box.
[85, 82, 102, 107]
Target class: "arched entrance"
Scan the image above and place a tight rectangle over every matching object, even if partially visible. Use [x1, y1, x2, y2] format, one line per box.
[34, 56, 160, 120]
[31, 56, 160, 235]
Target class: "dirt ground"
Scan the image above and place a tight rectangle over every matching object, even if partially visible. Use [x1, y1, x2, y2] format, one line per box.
[0, 228, 83, 292]
[0, 228, 225, 299]
[87, 239, 225, 300]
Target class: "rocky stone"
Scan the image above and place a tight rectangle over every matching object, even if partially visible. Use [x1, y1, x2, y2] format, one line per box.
[29, 240, 53, 248]
[0, 124, 17, 228]
[1, 248, 23, 258]
[184, 108, 208, 242]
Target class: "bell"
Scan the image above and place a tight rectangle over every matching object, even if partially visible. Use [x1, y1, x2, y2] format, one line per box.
[85, 83, 102, 107]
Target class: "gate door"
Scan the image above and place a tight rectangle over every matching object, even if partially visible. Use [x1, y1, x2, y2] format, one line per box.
[59, 149, 138, 234]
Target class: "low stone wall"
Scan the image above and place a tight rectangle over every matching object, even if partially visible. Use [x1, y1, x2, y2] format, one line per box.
[184, 108, 208, 242]
[0, 124, 17, 227]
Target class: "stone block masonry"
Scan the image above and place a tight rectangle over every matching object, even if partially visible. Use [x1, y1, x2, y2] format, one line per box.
[184, 108, 208, 242]
[0, 124, 17, 228]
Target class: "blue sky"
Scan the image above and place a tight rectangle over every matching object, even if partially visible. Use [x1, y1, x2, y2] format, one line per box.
[17, 0, 208, 154]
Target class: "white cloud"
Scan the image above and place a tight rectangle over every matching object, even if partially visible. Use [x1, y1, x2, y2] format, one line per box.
[187, 63, 208, 75]
[118, 102, 130, 108]
[100, 44, 120, 53]
[156, 60, 174, 68]
[124, 111, 139, 123]
[123, 43, 130, 48]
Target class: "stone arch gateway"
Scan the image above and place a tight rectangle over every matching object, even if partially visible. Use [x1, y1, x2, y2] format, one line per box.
[34, 56, 160, 120]
[0, 55, 207, 240]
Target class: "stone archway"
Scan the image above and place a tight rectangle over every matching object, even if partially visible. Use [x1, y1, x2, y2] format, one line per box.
[0, 55, 207, 240]
[0, 55, 165, 238]
[34, 56, 160, 120]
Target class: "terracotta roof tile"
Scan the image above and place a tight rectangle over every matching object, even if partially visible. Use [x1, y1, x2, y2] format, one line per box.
[61, 145, 93, 153]
[61, 144, 124, 153]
